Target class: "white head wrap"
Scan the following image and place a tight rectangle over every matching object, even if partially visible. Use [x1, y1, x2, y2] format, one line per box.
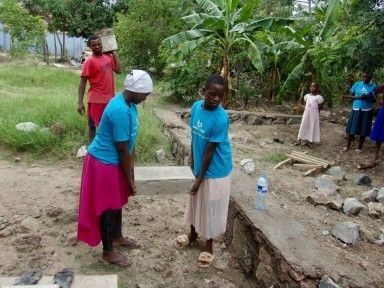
[124, 70, 153, 93]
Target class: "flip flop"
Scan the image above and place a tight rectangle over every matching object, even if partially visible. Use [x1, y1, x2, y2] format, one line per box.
[53, 268, 74, 288]
[113, 236, 141, 249]
[197, 252, 215, 268]
[14, 270, 43, 285]
[175, 234, 189, 249]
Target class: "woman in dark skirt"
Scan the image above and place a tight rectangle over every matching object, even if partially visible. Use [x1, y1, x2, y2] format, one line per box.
[343, 73, 377, 152]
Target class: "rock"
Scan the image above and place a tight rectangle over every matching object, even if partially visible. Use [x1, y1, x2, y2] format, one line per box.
[0, 227, 12, 238]
[320, 110, 331, 118]
[361, 189, 379, 203]
[66, 232, 78, 246]
[314, 175, 339, 195]
[286, 117, 302, 125]
[76, 145, 87, 158]
[12, 234, 43, 252]
[246, 115, 263, 126]
[354, 174, 372, 186]
[14, 157, 21, 163]
[331, 222, 360, 245]
[46, 206, 64, 218]
[307, 191, 343, 211]
[240, 159, 254, 174]
[265, 118, 273, 125]
[367, 202, 384, 219]
[377, 188, 384, 204]
[50, 123, 65, 136]
[15, 122, 39, 132]
[343, 198, 364, 216]
[230, 114, 240, 122]
[156, 149, 166, 163]
[318, 275, 340, 288]
[374, 233, 384, 246]
[273, 117, 286, 125]
[20, 216, 41, 232]
[326, 166, 346, 181]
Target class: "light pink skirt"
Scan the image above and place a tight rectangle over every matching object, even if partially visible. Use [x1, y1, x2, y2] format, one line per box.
[184, 175, 231, 239]
[77, 154, 131, 247]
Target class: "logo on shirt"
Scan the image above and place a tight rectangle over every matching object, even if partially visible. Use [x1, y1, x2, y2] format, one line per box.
[197, 120, 203, 128]
[192, 119, 208, 139]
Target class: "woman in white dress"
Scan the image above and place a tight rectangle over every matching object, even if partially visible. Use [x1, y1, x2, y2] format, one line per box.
[296, 83, 324, 148]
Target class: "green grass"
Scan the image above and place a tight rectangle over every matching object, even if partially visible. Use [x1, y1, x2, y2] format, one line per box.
[0, 62, 170, 163]
[262, 153, 287, 164]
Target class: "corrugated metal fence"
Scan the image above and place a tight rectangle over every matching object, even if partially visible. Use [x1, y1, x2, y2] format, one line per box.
[0, 23, 86, 60]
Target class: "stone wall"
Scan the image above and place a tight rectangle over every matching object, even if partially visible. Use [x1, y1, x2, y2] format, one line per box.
[225, 200, 315, 288]
[178, 110, 303, 126]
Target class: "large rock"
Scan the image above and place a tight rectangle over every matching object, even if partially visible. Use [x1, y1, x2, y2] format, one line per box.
[314, 175, 339, 195]
[155, 149, 166, 163]
[240, 159, 255, 174]
[246, 116, 263, 126]
[318, 275, 340, 288]
[307, 191, 343, 211]
[354, 174, 372, 186]
[343, 198, 364, 216]
[230, 114, 241, 122]
[20, 216, 41, 232]
[377, 188, 384, 204]
[367, 202, 384, 219]
[361, 189, 379, 203]
[331, 222, 360, 245]
[326, 166, 346, 181]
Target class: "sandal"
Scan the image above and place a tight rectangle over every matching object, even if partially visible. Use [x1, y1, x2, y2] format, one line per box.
[102, 252, 133, 267]
[113, 236, 141, 249]
[197, 252, 215, 268]
[175, 234, 189, 249]
[14, 270, 43, 285]
[53, 268, 74, 288]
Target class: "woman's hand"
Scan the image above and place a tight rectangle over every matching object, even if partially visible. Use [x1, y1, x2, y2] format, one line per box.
[189, 177, 203, 196]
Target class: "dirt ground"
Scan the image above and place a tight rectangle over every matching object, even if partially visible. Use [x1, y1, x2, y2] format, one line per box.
[0, 112, 383, 287]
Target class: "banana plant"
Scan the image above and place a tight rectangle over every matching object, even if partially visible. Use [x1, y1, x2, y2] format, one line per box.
[162, 0, 293, 107]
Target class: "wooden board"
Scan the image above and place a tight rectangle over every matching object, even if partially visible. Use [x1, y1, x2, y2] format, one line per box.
[274, 158, 293, 169]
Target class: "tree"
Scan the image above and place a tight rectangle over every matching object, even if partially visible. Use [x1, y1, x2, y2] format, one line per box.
[114, 0, 188, 74]
[0, 0, 45, 56]
[163, 0, 293, 107]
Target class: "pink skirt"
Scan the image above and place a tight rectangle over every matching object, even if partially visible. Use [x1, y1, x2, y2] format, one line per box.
[77, 154, 131, 247]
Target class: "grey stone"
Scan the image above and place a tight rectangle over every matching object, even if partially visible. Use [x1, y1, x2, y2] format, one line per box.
[318, 275, 340, 288]
[320, 110, 331, 118]
[361, 189, 379, 203]
[377, 188, 384, 204]
[343, 198, 364, 216]
[230, 114, 240, 122]
[314, 175, 339, 195]
[272, 117, 286, 125]
[14, 157, 21, 163]
[20, 217, 41, 232]
[45, 206, 64, 218]
[326, 166, 346, 181]
[240, 159, 254, 174]
[155, 149, 166, 163]
[367, 202, 384, 219]
[12, 234, 43, 252]
[307, 191, 343, 211]
[76, 145, 87, 158]
[354, 174, 372, 186]
[246, 115, 263, 126]
[286, 117, 302, 125]
[265, 118, 273, 125]
[331, 222, 360, 245]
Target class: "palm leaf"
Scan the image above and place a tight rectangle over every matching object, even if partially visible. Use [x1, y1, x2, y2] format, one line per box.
[244, 17, 294, 32]
[242, 35, 263, 72]
[182, 13, 203, 26]
[196, 0, 222, 16]
[276, 58, 306, 102]
[162, 29, 211, 48]
[318, 0, 341, 40]
[171, 36, 213, 61]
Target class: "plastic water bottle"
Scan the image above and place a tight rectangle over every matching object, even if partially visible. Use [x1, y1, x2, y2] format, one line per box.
[255, 174, 268, 210]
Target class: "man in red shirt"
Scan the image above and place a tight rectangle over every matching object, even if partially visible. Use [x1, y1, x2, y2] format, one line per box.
[78, 35, 122, 141]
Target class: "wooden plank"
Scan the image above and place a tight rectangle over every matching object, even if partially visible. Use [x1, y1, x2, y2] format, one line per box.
[274, 158, 293, 170]
[293, 164, 322, 169]
[303, 166, 324, 177]
[292, 151, 332, 165]
[288, 154, 326, 166]
[291, 151, 330, 165]
[290, 153, 330, 166]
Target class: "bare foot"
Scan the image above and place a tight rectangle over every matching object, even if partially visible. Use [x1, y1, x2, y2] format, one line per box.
[113, 236, 141, 249]
[102, 251, 132, 267]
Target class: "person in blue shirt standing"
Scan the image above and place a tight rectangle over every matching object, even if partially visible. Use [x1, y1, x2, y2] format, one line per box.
[175, 75, 232, 268]
[343, 72, 377, 152]
[77, 70, 153, 267]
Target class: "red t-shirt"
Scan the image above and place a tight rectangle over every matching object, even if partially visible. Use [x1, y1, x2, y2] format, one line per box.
[81, 54, 115, 104]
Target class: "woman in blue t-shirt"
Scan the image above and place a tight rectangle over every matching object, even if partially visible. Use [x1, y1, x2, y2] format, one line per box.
[77, 70, 153, 267]
[175, 75, 233, 268]
[343, 72, 377, 152]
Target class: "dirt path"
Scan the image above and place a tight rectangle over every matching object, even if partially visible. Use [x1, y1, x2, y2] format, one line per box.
[0, 159, 253, 288]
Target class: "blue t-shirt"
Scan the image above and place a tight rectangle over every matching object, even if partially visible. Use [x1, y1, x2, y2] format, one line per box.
[350, 81, 377, 110]
[190, 100, 232, 179]
[88, 93, 138, 165]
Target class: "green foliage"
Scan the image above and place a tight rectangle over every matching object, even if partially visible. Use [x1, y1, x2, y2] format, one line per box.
[114, 0, 186, 74]
[0, 0, 45, 56]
